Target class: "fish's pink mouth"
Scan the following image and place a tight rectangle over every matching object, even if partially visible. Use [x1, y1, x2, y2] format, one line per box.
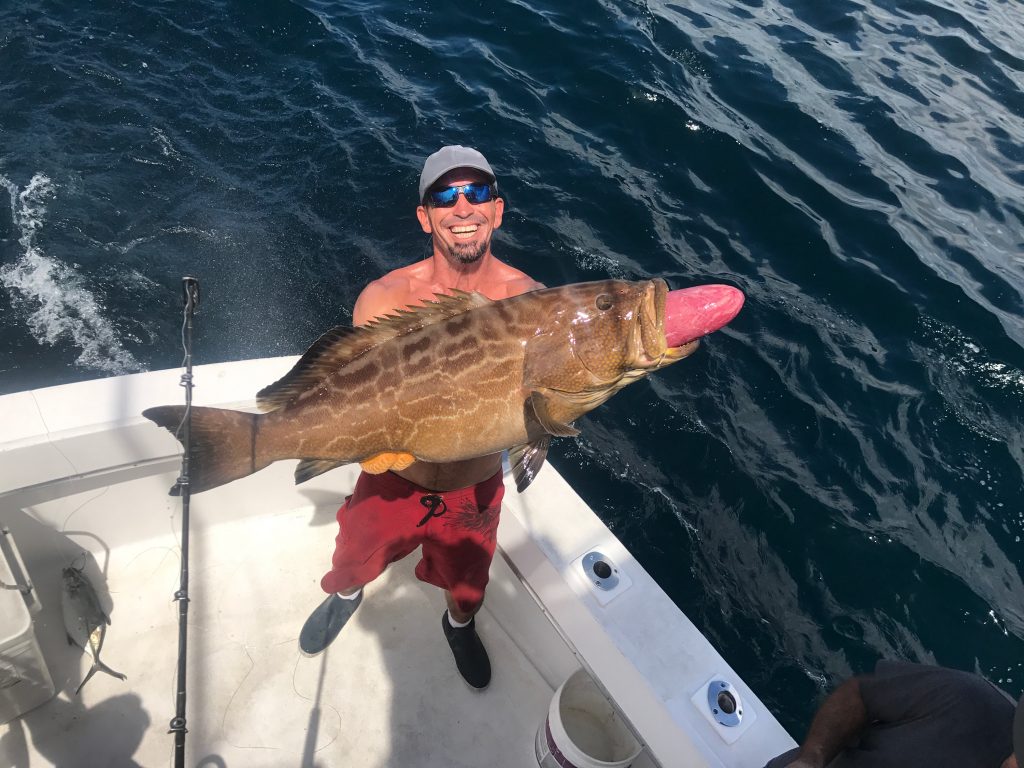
[663, 284, 745, 347]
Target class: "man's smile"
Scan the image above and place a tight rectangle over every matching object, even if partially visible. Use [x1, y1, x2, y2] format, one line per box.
[450, 224, 480, 239]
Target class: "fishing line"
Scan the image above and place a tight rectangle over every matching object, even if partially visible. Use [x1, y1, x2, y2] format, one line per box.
[172, 279, 199, 438]
[169, 275, 199, 768]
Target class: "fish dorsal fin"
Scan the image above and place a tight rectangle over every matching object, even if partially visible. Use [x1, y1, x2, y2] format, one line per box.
[508, 436, 551, 492]
[257, 291, 492, 411]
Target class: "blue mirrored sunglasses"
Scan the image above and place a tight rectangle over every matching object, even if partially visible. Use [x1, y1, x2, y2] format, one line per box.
[427, 182, 494, 208]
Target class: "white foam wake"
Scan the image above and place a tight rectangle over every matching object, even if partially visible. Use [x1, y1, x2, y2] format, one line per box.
[0, 173, 145, 374]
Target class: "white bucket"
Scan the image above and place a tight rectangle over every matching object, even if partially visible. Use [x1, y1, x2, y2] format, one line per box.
[534, 669, 642, 768]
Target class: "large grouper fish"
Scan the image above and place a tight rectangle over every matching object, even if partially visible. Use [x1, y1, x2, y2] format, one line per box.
[143, 279, 743, 494]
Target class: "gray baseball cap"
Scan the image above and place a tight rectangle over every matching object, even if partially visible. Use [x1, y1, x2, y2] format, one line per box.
[418, 145, 496, 202]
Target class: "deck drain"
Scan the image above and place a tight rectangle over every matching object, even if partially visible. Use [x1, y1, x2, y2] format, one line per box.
[707, 680, 743, 727]
[581, 551, 620, 591]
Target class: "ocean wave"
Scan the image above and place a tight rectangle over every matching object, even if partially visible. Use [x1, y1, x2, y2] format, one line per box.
[0, 173, 145, 374]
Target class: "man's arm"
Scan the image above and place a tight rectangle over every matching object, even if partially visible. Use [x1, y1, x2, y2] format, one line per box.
[787, 677, 869, 768]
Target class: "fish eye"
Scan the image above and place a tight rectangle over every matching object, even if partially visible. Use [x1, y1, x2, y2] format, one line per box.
[596, 294, 613, 310]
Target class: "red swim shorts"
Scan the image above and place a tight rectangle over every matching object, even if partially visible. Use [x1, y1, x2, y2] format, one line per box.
[319, 470, 505, 614]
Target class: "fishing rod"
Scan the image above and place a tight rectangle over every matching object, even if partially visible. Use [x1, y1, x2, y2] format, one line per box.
[169, 275, 200, 768]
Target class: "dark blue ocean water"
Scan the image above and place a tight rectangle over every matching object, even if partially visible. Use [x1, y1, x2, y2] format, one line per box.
[1, 0, 1022, 736]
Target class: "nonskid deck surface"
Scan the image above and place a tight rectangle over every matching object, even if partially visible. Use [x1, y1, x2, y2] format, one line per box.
[4, 502, 559, 768]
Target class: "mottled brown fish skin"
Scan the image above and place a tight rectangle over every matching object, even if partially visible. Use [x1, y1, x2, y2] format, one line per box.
[143, 279, 697, 493]
[256, 279, 683, 464]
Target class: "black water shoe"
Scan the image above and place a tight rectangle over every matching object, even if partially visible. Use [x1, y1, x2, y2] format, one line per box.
[442, 612, 491, 689]
[299, 592, 363, 656]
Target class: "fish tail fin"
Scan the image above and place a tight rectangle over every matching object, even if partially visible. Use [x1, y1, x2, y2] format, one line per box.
[75, 659, 127, 695]
[143, 405, 264, 494]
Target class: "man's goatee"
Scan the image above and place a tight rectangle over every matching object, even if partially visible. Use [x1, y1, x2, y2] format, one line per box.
[450, 240, 487, 264]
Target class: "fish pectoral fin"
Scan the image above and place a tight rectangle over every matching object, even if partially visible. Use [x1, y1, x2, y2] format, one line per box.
[295, 459, 348, 485]
[508, 436, 552, 493]
[359, 452, 417, 474]
[527, 390, 581, 437]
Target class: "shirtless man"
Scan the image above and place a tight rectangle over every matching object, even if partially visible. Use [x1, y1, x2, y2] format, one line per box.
[298, 146, 542, 689]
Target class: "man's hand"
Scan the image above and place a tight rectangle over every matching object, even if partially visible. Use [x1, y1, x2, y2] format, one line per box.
[786, 676, 869, 768]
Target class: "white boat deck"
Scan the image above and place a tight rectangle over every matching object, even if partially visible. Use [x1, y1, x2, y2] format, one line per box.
[0, 358, 795, 768]
[2, 464, 573, 767]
